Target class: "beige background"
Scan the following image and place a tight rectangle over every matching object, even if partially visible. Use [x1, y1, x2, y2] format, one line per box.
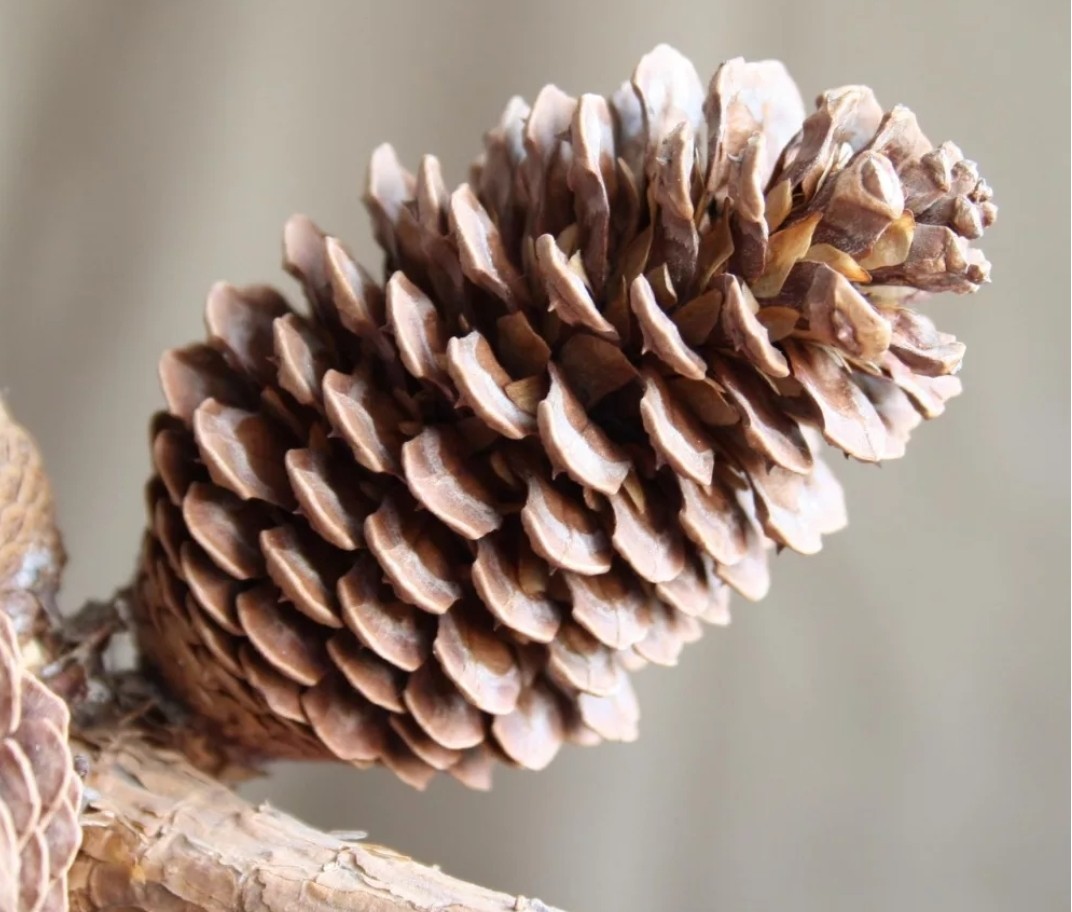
[1, 1, 1067, 909]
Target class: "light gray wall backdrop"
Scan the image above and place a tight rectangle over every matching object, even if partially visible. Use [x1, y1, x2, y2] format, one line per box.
[1, 2, 1067, 910]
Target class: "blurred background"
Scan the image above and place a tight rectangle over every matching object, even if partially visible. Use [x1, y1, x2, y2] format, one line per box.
[0, 1, 1067, 909]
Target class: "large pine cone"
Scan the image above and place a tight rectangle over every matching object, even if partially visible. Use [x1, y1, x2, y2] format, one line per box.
[137, 46, 995, 788]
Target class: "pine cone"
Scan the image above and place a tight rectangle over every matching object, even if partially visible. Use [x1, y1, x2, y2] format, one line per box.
[0, 611, 82, 912]
[0, 403, 82, 911]
[0, 399, 65, 639]
[136, 46, 995, 788]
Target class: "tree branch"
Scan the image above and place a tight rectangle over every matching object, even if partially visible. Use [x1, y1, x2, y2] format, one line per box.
[69, 728, 559, 912]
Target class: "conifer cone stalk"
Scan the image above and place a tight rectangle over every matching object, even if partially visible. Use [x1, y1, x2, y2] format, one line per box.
[136, 46, 996, 788]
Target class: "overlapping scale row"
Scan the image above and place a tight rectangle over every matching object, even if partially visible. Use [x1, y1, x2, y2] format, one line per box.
[136, 45, 994, 788]
[1, 612, 82, 912]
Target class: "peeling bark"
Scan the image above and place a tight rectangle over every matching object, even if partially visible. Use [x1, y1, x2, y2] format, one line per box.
[69, 730, 561, 912]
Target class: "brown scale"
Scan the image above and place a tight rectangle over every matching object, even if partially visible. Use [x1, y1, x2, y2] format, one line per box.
[135, 45, 995, 788]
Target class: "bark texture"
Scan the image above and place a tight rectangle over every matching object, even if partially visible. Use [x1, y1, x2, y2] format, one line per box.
[69, 729, 560, 912]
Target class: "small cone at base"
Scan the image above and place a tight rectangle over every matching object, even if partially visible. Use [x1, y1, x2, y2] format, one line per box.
[0, 612, 83, 912]
[136, 46, 995, 787]
[1, 401, 82, 912]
